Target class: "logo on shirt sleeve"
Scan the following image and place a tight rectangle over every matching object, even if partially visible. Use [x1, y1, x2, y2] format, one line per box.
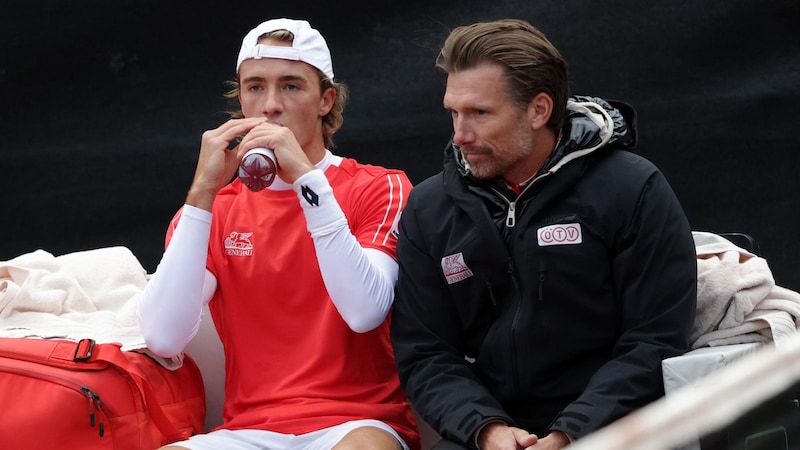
[537, 223, 583, 246]
[441, 252, 474, 284]
[301, 185, 319, 206]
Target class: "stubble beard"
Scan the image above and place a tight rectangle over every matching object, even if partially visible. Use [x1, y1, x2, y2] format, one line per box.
[465, 134, 534, 181]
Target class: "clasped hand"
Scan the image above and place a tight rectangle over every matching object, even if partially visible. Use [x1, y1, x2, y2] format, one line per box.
[478, 423, 570, 450]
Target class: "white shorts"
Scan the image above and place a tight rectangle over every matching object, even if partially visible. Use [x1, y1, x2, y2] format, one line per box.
[170, 419, 409, 450]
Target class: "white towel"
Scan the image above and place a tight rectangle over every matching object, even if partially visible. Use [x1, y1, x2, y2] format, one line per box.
[0, 247, 181, 369]
[692, 240, 800, 349]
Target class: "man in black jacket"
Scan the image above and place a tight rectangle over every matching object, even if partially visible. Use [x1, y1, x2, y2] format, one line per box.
[390, 19, 697, 450]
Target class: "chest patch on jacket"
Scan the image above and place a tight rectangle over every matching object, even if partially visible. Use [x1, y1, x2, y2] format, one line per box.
[441, 252, 474, 284]
[537, 223, 583, 246]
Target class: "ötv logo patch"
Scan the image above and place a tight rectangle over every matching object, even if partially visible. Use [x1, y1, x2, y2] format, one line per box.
[537, 223, 582, 246]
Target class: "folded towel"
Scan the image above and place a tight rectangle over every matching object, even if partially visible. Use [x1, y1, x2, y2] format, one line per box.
[692, 239, 800, 349]
[0, 247, 181, 369]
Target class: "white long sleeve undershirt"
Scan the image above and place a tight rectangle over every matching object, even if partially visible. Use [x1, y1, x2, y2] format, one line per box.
[137, 169, 399, 358]
[296, 169, 399, 333]
[136, 205, 214, 357]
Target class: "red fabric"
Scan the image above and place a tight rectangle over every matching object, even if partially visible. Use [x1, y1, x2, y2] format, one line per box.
[0, 338, 205, 449]
[167, 158, 419, 449]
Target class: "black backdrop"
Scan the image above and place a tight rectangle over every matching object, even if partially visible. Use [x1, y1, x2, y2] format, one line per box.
[2, 1, 799, 291]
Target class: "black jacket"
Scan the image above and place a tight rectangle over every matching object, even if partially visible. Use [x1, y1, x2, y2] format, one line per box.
[391, 96, 697, 445]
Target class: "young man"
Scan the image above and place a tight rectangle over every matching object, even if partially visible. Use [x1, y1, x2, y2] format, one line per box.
[137, 18, 419, 450]
[390, 19, 697, 450]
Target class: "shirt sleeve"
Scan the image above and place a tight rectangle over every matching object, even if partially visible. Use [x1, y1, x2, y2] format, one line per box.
[293, 168, 407, 333]
[136, 205, 218, 357]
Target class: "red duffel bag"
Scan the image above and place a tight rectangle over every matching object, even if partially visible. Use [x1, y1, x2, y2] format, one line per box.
[0, 337, 205, 449]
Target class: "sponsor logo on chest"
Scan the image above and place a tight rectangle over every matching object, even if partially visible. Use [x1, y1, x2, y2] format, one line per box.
[440, 223, 582, 285]
[537, 222, 583, 246]
[224, 231, 254, 256]
[441, 252, 474, 284]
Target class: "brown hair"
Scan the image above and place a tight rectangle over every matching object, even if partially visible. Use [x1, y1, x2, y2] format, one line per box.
[225, 29, 349, 149]
[435, 19, 569, 131]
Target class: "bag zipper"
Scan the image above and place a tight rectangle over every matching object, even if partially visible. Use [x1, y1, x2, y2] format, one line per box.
[0, 365, 112, 436]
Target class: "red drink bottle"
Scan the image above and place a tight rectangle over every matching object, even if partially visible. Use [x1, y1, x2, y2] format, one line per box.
[238, 148, 277, 192]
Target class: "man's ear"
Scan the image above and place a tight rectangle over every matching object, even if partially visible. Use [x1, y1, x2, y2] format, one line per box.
[528, 92, 553, 131]
[319, 87, 335, 117]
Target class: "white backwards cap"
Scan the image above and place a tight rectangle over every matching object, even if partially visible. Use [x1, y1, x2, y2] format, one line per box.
[236, 18, 334, 80]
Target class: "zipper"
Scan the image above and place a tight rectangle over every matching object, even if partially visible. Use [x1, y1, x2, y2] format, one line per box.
[487, 187, 517, 228]
[485, 281, 497, 307]
[505, 202, 516, 227]
[82, 386, 106, 436]
[508, 259, 522, 391]
[538, 272, 546, 301]
[1, 365, 111, 437]
[488, 172, 552, 228]
[538, 260, 547, 302]
[480, 173, 552, 391]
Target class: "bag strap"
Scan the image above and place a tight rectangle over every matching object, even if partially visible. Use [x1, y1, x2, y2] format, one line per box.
[77, 339, 190, 442]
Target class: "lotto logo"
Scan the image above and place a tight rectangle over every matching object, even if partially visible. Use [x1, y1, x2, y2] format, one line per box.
[537, 223, 582, 246]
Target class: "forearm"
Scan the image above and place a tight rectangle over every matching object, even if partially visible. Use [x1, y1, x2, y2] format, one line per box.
[185, 184, 218, 212]
[137, 205, 216, 357]
[397, 334, 511, 446]
[294, 169, 397, 332]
